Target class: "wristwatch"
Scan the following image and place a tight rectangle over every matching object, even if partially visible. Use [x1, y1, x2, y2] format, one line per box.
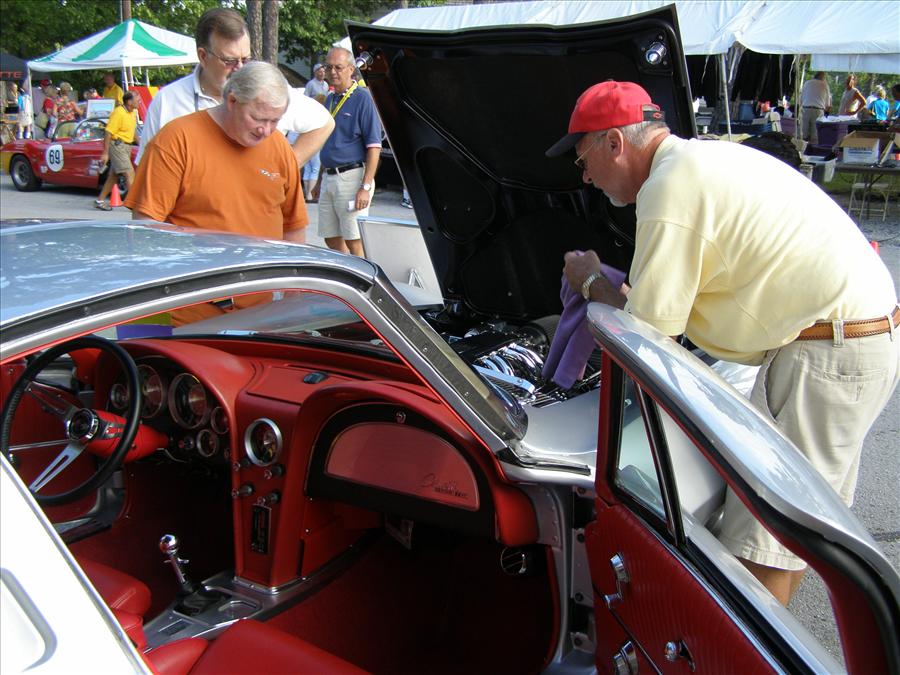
[581, 272, 603, 300]
[361, 182, 372, 191]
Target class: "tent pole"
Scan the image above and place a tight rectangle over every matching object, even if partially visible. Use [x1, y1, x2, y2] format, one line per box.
[720, 53, 732, 141]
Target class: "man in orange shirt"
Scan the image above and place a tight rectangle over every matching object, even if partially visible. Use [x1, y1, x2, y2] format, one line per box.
[126, 60, 306, 323]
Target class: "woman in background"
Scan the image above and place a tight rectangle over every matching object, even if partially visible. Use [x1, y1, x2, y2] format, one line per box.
[838, 73, 867, 116]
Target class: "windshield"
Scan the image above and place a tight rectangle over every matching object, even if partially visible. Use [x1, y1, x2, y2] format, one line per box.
[113, 291, 388, 354]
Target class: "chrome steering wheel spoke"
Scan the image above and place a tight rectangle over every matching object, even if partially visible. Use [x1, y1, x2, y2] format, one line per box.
[24, 381, 78, 422]
[29, 441, 86, 493]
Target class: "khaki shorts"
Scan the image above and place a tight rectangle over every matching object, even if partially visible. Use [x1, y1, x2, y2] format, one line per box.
[109, 140, 133, 175]
[718, 326, 900, 570]
[317, 166, 372, 241]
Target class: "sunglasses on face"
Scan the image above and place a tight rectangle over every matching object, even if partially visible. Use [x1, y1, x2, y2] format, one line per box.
[574, 132, 608, 170]
[207, 50, 252, 69]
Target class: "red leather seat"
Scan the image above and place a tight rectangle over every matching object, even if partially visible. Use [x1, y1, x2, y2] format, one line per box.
[77, 556, 152, 617]
[145, 619, 369, 675]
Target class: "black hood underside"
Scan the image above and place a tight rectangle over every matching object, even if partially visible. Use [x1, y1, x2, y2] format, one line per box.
[348, 6, 694, 322]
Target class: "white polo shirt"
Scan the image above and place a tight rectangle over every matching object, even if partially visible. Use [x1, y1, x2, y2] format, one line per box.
[137, 67, 217, 163]
[277, 87, 331, 136]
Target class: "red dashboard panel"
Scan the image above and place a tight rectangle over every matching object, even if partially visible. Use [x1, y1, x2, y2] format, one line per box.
[326, 423, 481, 511]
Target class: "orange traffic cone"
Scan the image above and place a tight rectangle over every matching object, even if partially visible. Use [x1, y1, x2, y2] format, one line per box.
[109, 183, 123, 208]
[870, 240, 880, 256]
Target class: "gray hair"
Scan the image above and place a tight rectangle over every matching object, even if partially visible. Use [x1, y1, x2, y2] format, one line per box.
[617, 120, 669, 148]
[327, 47, 354, 66]
[222, 61, 289, 108]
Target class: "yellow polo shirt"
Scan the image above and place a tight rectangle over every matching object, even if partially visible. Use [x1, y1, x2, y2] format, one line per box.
[626, 135, 896, 365]
[103, 83, 124, 105]
[105, 105, 138, 144]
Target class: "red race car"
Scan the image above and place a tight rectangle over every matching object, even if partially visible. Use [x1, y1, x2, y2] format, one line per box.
[1, 117, 138, 193]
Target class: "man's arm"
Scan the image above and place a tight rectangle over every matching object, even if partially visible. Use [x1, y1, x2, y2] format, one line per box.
[355, 145, 381, 211]
[290, 116, 334, 167]
[283, 228, 306, 244]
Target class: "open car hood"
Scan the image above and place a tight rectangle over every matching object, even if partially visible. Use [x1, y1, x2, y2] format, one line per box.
[348, 5, 695, 322]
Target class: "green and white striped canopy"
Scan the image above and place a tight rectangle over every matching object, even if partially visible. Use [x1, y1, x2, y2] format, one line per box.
[29, 19, 198, 72]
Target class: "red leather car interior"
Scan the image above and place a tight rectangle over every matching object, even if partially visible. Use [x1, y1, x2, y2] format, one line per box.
[587, 504, 775, 674]
[77, 555, 152, 617]
[145, 619, 370, 675]
[111, 608, 147, 650]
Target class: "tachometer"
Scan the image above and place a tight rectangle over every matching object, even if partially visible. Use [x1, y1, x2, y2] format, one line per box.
[168, 373, 210, 429]
[138, 364, 166, 418]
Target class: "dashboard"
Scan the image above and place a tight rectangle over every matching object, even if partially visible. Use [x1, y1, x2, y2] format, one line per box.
[95, 337, 537, 589]
[108, 356, 232, 465]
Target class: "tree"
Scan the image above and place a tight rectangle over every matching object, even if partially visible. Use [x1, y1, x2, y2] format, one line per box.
[246, 0, 262, 60]
[262, 0, 278, 65]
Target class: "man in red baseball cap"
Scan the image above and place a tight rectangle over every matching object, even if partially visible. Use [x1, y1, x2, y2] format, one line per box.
[549, 80, 899, 607]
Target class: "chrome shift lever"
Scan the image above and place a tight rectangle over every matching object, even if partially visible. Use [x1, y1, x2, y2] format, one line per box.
[159, 533, 195, 593]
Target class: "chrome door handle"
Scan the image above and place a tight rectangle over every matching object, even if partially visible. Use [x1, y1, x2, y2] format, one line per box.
[664, 639, 696, 671]
[604, 553, 630, 609]
[612, 640, 638, 675]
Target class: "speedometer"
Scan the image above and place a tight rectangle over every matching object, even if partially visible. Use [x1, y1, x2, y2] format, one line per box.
[168, 373, 210, 429]
[138, 364, 166, 418]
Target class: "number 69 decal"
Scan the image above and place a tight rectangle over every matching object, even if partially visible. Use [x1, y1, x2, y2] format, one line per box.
[45, 144, 64, 172]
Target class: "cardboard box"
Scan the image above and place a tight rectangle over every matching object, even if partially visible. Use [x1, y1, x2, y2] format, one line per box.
[838, 131, 900, 165]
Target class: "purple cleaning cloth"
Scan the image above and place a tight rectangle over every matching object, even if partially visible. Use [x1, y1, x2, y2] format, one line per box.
[541, 261, 626, 389]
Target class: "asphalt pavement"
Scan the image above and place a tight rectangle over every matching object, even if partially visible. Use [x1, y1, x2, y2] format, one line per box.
[1, 176, 898, 665]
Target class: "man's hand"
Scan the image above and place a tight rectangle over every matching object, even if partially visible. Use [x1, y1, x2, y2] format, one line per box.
[563, 249, 627, 308]
[310, 179, 321, 201]
[355, 187, 371, 211]
[563, 250, 603, 294]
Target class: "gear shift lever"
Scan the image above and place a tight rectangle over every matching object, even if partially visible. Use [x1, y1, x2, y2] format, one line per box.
[160, 533, 197, 594]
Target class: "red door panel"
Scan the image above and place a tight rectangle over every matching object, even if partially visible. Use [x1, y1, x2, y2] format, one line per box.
[587, 503, 775, 674]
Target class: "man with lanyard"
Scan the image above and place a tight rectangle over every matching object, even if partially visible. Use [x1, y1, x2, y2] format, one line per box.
[94, 91, 138, 210]
[311, 47, 383, 257]
[548, 81, 899, 606]
[138, 8, 332, 170]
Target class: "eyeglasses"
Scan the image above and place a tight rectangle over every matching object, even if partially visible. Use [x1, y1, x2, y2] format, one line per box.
[206, 50, 252, 69]
[323, 63, 349, 72]
[574, 132, 608, 170]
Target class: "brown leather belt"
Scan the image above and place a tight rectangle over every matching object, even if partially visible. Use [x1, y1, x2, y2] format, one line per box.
[796, 306, 900, 341]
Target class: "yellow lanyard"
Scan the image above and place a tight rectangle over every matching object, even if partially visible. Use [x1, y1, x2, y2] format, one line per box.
[328, 81, 358, 118]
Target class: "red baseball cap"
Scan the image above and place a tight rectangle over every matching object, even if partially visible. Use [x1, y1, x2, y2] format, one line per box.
[546, 81, 664, 157]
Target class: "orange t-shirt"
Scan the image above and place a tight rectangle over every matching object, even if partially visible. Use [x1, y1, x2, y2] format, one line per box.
[126, 110, 307, 238]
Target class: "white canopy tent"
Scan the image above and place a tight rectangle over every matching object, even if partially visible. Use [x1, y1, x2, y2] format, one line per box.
[350, 0, 898, 137]
[28, 19, 198, 88]
[370, 0, 763, 56]
[735, 1, 900, 75]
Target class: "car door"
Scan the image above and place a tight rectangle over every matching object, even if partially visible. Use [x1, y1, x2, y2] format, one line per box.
[43, 119, 106, 189]
[584, 304, 900, 674]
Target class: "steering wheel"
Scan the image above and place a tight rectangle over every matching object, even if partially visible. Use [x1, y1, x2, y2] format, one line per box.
[0, 336, 142, 507]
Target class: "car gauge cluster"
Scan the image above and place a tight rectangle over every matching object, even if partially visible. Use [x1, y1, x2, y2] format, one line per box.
[107, 358, 231, 463]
